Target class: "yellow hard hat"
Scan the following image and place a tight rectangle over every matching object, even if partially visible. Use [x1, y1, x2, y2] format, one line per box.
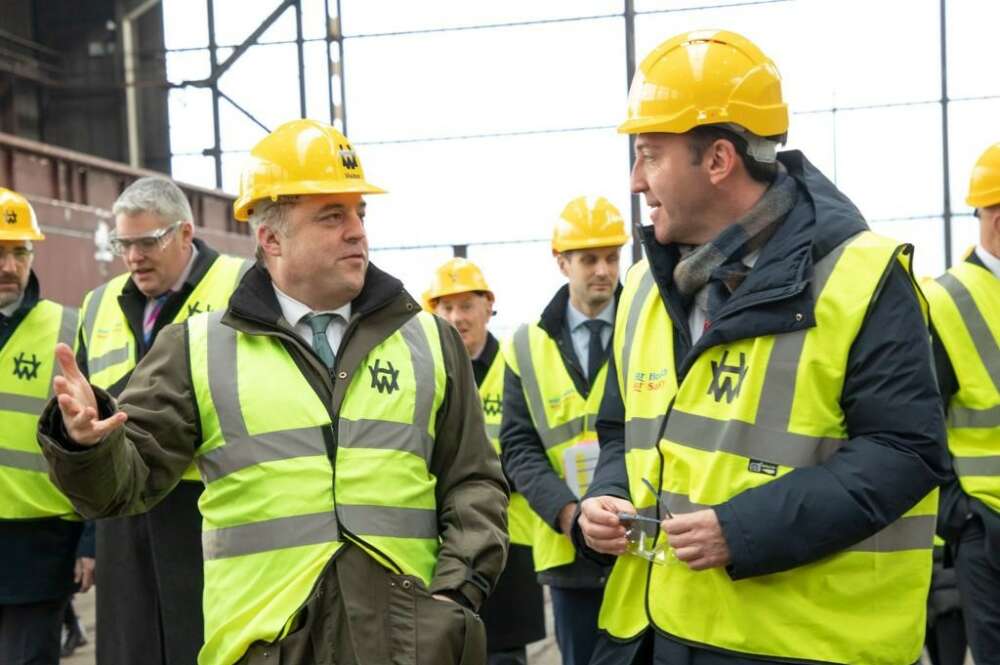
[967, 142, 1000, 209]
[0, 188, 44, 241]
[552, 196, 628, 253]
[619, 29, 788, 138]
[233, 118, 385, 221]
[423, 258, 494, 311]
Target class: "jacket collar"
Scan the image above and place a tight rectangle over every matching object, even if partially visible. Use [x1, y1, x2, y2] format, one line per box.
[226, 260, 410, 330]
[641, 150, 870, 375]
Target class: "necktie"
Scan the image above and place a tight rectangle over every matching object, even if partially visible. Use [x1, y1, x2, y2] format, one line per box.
[143, 293, 170, 344]
[305, 313, 339, 369]
[584, 319, 607, 386]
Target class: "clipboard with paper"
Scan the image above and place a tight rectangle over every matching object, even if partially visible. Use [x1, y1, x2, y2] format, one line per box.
[562, 439, 600, 498]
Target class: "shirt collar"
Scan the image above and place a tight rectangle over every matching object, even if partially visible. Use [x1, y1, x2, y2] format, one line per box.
[566, 298, 615, 332]
[272, 284, 352, 327]
[974, 244, 1000, 280]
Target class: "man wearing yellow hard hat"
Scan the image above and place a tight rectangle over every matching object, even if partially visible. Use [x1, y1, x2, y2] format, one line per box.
[0, 188, 92, 665]
[425, 257, 546, 665]
[69, 175, 249, 665]
[576, 30, 945, 664]
[922, 143, 1000, 663]
[501, 196, 626, 665]
[37, 119, 508, 665]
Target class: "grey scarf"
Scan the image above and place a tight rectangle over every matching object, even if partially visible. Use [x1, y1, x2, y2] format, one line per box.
[673, 167, 798, 303]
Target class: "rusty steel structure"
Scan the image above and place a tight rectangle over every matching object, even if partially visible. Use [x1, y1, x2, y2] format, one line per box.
[0, 130, 253, 307]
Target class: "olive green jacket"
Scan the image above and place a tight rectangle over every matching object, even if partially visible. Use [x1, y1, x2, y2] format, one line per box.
[38, 262, 508, 663]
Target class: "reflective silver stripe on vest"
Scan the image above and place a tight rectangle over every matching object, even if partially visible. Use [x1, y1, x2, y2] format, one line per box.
[338, 418, 432, 459]
[512, 324, 585, 449]
[203, 511, 339, 560]
[0, 393, 47, 415]
[81, 283, 108, 346]
[621, 269, 664, 454]
[52, 306, 79, 397]
[625, 417, 664, 452]
[0, 448, 48, 473]
[937, 272, 1000, 394]
[88, 346, 131, 375]
[484, 423, 500, 440]
[953, 455, 1000, 477]
[339, 504, 438, 539]
[949, 404, 1000, 429]
[397, 316, 436, 438]
[656, 490, 931, 553]
[197, 312, 327, 483]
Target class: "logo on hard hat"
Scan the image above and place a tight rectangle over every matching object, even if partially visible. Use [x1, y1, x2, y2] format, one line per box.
[4, 210, 16, 225]
[338, 144, 359, 171]
[707, 350, 748, 404]
[12, 352, 41, 381]
[368, 358, 400, 395]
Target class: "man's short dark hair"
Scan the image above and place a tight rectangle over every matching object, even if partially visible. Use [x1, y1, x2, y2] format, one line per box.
[685, 125, 779, 184]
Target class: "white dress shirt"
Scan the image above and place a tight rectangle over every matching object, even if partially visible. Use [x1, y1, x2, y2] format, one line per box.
[272, 284, 351, 356]
[565, 299, 616, 378]
[974, 244, 1000, 280]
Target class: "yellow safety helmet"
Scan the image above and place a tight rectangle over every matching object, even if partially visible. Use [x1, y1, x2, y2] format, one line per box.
[423, 257, 494, 312]
[619, 29, 788, 139]
[552, 196, 628, 253]
[233, 118, 385, 221]
[967, 142, 1000, 209]
[0, 188, 44, 241]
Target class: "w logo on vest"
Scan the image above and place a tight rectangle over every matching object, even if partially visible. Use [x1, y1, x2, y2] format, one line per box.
[707, 350, 748, 404]
[368, 359, 400, 394]
[483, 394, 502, 417]
[12, 352, 41, 380]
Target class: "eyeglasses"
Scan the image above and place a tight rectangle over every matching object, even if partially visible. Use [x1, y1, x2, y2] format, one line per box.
[108, 221, 183, 256]
[0, 247, 34, 264]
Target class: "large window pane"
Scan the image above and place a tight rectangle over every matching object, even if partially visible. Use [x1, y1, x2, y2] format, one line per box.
[833, 104, 942, 222]
[946, 99, 1000, 216]
[222, 151, 251, 195]
[165, 50, 210, 85]
[304, 41, 334, 124]
[217, 43, 302, 141]
[344, 17, 624, 142]
[341, 0, 621, 36]
[357, 129, 631, 248]
[785, 111, 835, 179]
[168, 88, 214, 154]
[947, 1, 1000, 100]
[869, 217, 944, 279]
[367, 246, 455, 305]
[302, 0, 332, 40]
[163, 0, 208, 49]
[211, 0, 297, 46]
[172, 155, 217, 190]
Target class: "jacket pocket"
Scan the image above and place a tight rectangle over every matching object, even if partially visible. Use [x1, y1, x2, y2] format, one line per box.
[386, 573, 486, 665]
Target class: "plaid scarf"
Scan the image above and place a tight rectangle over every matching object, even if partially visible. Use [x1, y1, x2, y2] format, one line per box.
[673, 167, 798, 321]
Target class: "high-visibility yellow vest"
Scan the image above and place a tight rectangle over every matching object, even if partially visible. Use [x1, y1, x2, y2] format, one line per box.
[480, 349, 538, 547]
[187, 309, 447, 665]
[0, 300, 79, 520]
[597, 264, 672, 640]
[609, 232, 937, 664]
[80, 255, 250, 481]
[503, 322, 608, 572]
[923, 261, 1000, 515]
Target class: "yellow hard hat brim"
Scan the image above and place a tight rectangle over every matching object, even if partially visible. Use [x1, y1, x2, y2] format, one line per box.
[552, 235, 629, 253]
[966, 188, 1000, 209]
[234, 178, 386, 221]
[0, 226, 44, 241]
[426, 285, 495, 304]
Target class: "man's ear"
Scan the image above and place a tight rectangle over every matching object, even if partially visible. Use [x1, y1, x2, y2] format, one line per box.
[706, 139, 739, 186]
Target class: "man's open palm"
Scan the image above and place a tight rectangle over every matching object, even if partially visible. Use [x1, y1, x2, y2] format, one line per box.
[52, 343, 127, 446]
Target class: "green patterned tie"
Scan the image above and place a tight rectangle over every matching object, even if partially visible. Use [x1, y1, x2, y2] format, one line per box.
[305, 313, 338, 369]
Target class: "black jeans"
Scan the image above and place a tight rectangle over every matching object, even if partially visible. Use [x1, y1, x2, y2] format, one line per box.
[954, 517, 1000, 663]
[0, 597, 68, 665]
